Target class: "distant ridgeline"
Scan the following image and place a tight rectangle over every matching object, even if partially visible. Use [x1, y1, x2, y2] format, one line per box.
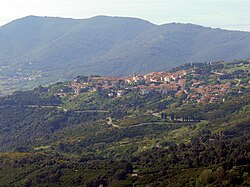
[1, 15, 250, 95]
[0, 60, 249, 186]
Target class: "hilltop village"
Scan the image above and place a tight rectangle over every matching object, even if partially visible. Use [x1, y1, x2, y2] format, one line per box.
[0, 61, 250, 187]
[58, 61, 250, 104]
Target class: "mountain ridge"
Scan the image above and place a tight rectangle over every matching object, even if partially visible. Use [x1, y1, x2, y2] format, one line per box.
[1, 15, 250, 94]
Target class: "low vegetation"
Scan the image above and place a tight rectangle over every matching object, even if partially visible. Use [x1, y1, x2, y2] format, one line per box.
[0, 60, 249, 186]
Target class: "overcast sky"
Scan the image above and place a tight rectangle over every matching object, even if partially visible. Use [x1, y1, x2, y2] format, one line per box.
[0, 0, 250, 31]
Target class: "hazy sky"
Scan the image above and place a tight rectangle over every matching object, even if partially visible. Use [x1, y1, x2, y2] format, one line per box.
[0, 0, 250, 31]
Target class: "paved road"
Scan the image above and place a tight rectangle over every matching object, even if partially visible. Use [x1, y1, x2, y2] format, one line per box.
[106, 117, 121, 128]
[25, 105, 109, 113]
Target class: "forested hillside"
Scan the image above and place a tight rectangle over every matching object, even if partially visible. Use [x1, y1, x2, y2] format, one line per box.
[1, 16, 250, 95]
[0, 60, 249, 186]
